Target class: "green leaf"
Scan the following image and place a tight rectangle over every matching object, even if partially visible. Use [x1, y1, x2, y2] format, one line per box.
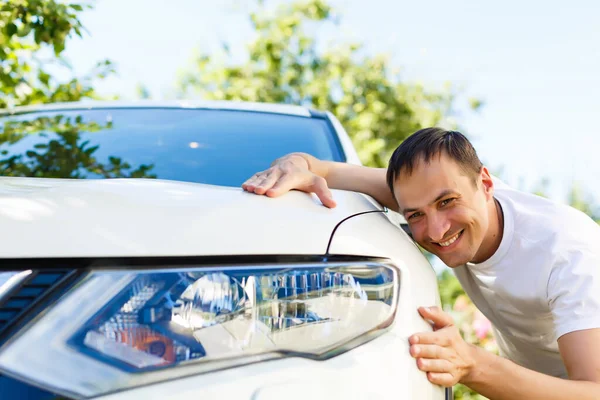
[5, 23, 17, 37]
[17, 24, 33, 38]
[39, 71, 51, 86]
[33, 27, 42, 44]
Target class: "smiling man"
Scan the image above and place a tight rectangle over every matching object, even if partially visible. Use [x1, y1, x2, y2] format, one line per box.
[242, 128, 600, 399]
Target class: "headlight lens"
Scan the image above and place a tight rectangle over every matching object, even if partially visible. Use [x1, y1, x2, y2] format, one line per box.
[0, 261, 399, 398]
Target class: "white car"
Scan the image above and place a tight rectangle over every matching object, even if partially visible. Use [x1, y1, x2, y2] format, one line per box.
[0, 101, 447, 399]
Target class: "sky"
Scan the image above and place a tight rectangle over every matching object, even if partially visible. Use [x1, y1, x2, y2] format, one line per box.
[63, 0, 600, 205]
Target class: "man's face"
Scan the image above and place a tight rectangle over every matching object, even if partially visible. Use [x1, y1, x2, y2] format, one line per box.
[393, 153, 494, 267]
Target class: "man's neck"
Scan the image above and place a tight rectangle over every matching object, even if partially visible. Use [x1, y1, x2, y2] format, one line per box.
[471, 197, 504, 264]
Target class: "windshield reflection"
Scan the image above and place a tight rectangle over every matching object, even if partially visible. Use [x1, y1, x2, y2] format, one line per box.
[0, 114, 156, 179]
[0, 108, 342, 186]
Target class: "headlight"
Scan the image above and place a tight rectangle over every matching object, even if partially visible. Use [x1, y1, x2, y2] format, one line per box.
[0, 260, 399, 398]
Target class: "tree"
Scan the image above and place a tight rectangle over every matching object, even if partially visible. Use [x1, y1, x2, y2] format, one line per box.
[0, 0, 115, 109]
[177, 0, 479, 168]
[0, 2, 156, 178]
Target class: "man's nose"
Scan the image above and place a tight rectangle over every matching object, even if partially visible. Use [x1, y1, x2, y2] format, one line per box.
[427, 212, 451, 242]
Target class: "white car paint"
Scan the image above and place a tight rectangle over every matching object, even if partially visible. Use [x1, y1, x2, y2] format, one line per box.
[0, 177, 382, 258]
[0, 101, 445, 399]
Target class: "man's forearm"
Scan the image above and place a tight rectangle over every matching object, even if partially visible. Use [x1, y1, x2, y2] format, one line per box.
[464, 346, 600, 399]
[297, 153, 399, 211]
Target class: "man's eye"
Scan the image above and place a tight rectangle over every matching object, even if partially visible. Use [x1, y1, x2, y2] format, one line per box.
[440, 198, 456, 207]
[407, 212, 422, 220]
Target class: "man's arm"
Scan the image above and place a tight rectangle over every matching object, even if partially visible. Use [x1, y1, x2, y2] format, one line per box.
[410, 307, 600, 400]
[462, 328, 600, 399]
[242, 152, 399, 211]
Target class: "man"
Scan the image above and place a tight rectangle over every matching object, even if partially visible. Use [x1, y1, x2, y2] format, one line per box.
[242, 128, 600, 399]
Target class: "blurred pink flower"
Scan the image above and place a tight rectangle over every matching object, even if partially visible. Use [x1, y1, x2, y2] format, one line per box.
[473, 312, 492, 339]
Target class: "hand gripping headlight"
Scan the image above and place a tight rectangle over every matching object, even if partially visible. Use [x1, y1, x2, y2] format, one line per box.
[0, 260, 399, 398]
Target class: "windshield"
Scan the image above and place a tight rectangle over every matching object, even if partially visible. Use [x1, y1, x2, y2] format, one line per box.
[0, 108, 344, 187]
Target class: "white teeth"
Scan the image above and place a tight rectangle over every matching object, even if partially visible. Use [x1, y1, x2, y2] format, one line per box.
[439, 231, 461, 247]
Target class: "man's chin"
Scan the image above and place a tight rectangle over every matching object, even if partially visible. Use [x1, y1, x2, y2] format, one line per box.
[443, 259, 466, 268]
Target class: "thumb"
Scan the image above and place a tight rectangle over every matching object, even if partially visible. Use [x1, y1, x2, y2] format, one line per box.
[418, 306, 453, 330]
[312, 177, 336, 208]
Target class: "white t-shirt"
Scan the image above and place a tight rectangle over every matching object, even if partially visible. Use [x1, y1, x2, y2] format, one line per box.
[453, 177, 600, 378]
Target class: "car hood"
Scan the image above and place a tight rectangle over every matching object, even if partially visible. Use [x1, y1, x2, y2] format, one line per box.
[0, 178, 382, 258]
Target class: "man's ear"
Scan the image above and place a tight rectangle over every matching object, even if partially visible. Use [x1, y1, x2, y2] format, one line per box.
[480, 166, 494, 200]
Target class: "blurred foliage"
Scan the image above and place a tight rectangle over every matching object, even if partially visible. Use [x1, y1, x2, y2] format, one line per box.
[438, 269, 465, 307]
[0, 0, 115, 108]
[177, 0, 478, 168]
[532, 178, 600, 222]
[567, 183, 600, 223]
[0, 114, 156, 178]
[135, 83, 152, 100]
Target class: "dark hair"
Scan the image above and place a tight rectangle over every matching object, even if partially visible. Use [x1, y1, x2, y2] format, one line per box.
[386, 127, 483, 193]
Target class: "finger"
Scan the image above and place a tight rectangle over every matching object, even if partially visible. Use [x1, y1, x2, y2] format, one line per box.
[418, 306, 454, 330]
[410, 344, 451, 359]
[416, 358, 453, 373]
[241, 175, 256, 191]
[265, 174, 300, 198]
[409, 332, 451, 347]
[310, 176, 336, 208]
[426, 372, 456, 387]
[254, 170, 281, 195]
[242, 172, 266, 192]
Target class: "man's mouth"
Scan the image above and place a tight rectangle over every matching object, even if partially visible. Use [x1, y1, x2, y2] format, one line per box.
[435, 230, 464, 248]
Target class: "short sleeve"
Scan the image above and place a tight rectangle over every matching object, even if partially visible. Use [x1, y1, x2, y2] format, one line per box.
[547, 247, 600, 339]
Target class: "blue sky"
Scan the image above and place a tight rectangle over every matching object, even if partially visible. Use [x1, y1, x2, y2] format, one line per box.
[65, 0, 600, 204]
